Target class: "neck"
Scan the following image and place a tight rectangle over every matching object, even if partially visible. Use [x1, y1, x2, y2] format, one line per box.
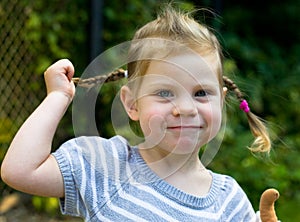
[138, 145, 206, 179]
[138, 145, 212, 196]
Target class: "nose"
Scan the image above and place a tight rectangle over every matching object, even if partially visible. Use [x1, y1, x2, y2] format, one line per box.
[172, 98, 198, 117]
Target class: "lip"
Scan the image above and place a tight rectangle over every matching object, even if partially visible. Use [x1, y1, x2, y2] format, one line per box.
[167, 126, 202, 129]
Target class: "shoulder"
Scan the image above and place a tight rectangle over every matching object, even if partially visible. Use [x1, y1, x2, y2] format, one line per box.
[55, 135, 129, 155]
[52, 135, 131, 171]
[58, 135, 128, 148]
[211, 171, 245, 193]
[210, 172, 256, 221]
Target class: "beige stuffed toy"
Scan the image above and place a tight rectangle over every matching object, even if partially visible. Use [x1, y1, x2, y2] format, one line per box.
[259, 188, 280, 222]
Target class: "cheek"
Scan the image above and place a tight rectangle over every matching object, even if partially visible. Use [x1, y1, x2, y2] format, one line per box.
[138, 106, 167, 136]
[202, 102, 222, 130]
[138, 108, 168, 148]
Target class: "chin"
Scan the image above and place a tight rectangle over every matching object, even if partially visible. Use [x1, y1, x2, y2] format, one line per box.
[165, 139, 202, 155]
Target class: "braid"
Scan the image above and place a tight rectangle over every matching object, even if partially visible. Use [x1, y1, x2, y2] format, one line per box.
[222, 76, 243, 102]
[223, 75, 271, 153]
[72, 68, 127, 88]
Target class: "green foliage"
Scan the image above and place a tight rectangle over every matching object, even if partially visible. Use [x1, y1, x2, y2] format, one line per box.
[102, 0, 195, 48]
[23, 0, 89, 75]
[32, 196, 60, 216]
[0, 118, 14, 146]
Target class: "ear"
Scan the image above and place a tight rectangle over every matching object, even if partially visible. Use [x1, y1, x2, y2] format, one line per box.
[221, 87, 228, 107]
[120, 85, 139, 121]
[223, 87, 228, 97]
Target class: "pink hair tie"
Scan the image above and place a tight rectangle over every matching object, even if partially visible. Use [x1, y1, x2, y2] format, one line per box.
[240, 99, 250, 113]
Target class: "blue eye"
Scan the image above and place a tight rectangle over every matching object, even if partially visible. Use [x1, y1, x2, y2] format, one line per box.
[157, 90, 173, 98]
[195, 90, 207, 97]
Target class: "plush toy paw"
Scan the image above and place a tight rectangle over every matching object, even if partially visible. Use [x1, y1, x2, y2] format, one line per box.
[259, 188, 280, 222]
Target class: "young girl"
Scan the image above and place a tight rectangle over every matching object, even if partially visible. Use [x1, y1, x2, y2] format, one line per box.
[1, 6, 271, 221]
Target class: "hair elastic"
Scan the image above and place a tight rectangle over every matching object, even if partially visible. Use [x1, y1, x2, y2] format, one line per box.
[124, 70, 128, 78]
[240, 99, 250, 113]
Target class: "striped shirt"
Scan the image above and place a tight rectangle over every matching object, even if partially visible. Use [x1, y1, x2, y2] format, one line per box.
[52, 135, 258, 222]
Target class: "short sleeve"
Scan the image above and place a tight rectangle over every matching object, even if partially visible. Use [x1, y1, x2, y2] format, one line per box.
[52, 139, 82, 217]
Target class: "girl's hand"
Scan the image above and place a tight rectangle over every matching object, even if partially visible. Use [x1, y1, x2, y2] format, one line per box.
[44, 59, 75, 99]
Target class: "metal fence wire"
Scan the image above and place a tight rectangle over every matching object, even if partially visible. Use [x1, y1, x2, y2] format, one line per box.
[0, 0, 43, 154]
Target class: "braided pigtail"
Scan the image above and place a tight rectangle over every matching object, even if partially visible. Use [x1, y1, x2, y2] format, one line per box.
[72, 68, 127, 88]
[222, 76, 271, 153]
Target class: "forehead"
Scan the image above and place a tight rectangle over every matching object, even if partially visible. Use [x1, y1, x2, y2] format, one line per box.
[144, 52, 220, 85]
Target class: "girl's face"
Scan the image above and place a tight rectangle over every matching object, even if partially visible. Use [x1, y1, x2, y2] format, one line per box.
[123, 52, 224, 155]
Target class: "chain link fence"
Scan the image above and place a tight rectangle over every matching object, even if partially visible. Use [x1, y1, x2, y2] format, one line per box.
[0, 1, 90, 206]
[0, 0, 44, 159]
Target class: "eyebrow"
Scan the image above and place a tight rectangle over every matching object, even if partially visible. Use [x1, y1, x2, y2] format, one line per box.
[144, 81, 220, 93]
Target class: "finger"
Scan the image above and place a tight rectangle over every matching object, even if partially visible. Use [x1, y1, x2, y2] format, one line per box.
[58, 59, 75, 81]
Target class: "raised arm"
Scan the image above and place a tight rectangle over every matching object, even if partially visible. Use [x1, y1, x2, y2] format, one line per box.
[1, 59, 75, 198]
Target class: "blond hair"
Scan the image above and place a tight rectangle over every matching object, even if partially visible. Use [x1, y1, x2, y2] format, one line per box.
[127, 5, 222, 82]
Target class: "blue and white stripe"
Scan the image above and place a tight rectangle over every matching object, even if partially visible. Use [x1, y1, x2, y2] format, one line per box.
[53, 135, 257, 222]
